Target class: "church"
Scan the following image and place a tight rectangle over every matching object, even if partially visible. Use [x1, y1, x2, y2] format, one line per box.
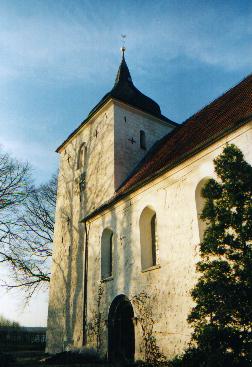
[46, 48, 252, 362]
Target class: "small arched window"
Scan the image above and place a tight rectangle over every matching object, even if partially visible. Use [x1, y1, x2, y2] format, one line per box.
[140, 130, 146, 150]
[139, 207, 157, 270]
[195, 177, 210, 242]
[101, 228, 113, 279]
[77, 143, 86, 169]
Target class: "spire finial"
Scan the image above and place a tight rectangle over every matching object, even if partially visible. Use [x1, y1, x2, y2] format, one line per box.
[120, 34, 126, 57]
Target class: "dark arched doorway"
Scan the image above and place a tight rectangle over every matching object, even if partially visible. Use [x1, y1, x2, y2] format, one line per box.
[108, 295, 135, 363]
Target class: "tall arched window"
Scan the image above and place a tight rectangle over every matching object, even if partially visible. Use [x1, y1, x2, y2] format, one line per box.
[140, 130, 146, 150]
[101, 228, 113, 279]
[77, 143, 86, 169]
[139, 207, 157, 270]
[195, 177, 210, 242]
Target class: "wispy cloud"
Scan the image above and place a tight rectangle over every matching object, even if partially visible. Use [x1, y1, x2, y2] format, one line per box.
[0, 0, 252, 86]
[0, 134, 58, 183]
[0, 0, 252, 327]
[0, 0, 251, 183]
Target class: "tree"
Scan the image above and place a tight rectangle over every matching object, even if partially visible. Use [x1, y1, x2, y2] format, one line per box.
[0, 152, 30, 246]
[0, 314, 20, 329]
[175, 144, 252, 367]
[0, 151, 57, 299]
[0, 152, 30, 211]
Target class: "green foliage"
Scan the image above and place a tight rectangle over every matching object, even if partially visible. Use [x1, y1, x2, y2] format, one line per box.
[173, 144, 252, 367]
[0, 314, 20, 329]
[132, 291, 166, 364]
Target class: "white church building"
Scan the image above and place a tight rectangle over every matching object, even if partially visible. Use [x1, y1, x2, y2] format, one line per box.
[46, 50, 252, 362]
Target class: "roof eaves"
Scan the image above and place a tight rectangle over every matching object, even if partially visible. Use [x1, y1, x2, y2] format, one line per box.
[112, 98, 177, 126]
[82, 114, 252, 223]
[56, 98, 177, 153]
[55, 96, 111, 153]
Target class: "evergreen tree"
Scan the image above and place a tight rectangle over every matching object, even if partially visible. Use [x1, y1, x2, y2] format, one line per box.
[177, 144, 252, 367]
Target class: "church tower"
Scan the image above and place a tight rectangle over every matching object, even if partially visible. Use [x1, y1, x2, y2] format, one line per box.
[108, 48, 177, 190]
[55, 48, 176, 215]
[47, 50, 176, 353]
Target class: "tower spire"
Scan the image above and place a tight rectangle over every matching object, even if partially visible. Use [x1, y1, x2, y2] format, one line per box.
[115, 35, 132, 85]
[87, 38, 163, 118]
[120, 34, 126, 59]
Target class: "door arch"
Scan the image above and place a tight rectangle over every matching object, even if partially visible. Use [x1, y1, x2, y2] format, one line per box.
[108, 295, 135, 362]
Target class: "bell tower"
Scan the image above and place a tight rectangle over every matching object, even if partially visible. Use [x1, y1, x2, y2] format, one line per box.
[110, 48, 177, 190]
[55, 49, 177, 215]
[47, 49, 177, 353]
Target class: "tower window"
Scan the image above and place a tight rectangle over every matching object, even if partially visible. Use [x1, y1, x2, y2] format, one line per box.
[101, 228, 113, 280]
[140, 130, 146, 150]
[77, 143, 86, 169]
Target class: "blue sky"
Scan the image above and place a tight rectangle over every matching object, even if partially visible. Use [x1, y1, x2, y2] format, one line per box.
[0, 0, 252, 326]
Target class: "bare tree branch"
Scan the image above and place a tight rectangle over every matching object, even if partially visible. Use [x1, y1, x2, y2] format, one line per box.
[0, 150, 57, 301]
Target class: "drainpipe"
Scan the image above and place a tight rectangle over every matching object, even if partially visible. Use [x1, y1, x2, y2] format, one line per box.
[82, 220, 89, 345]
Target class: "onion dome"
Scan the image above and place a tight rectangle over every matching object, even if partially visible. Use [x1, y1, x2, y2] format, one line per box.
[88, 49, 172, 122]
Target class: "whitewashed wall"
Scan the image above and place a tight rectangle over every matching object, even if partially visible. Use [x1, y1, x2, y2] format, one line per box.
[46, 101, 174, 353]
[114, 102, 173, 189]
[46, 102, 252, 360]
[85, 122, 252, 361]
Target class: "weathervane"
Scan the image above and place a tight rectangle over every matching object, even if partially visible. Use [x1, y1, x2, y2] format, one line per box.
[121, 34, 126, 55]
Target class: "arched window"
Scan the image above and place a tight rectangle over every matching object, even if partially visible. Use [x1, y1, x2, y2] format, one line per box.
[195, 177, 210, 242]
[101, 228, 113, 279]
[140, 130, 146, 150]
[77, 143, 86, 169]
[139, 207, 157, 270]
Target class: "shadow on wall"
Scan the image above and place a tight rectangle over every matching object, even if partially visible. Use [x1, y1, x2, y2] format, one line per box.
[48, 111, 176, 359]
[195, 177, 211, 243]
[58, 114, 115, 350]
[84, 176, 135, 359]
[85, 199, 165, 362]
[48, 118, 102, 351]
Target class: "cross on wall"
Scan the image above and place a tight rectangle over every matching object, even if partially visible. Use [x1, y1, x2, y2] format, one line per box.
[128, 137, 136, 144]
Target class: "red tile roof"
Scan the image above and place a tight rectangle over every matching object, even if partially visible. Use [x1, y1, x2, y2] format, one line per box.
[84, 73, 252, 222]
[117, 73, 252, 195]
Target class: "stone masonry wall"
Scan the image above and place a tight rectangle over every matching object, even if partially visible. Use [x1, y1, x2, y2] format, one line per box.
[46, 103, 116, 352]
[46, 101, 251, 358]
[47, 101, 176, 354]
[114, 102, 174, 190]
[85, 122, 252, 361]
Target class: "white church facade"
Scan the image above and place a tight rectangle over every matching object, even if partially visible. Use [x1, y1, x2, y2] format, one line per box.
[46, 50, 252, 362]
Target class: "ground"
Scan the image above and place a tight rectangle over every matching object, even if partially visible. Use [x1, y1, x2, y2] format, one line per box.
[1, 350, 114, 367]
[1, 349, 175, 366]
